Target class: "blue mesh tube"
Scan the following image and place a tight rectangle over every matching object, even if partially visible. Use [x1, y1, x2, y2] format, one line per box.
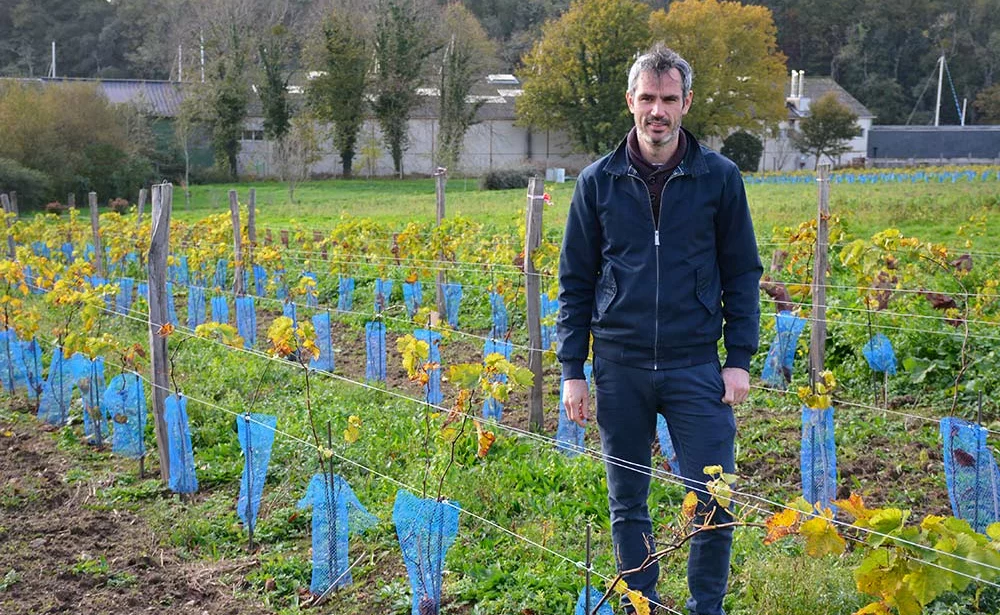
[298, 473, 378, 594]
[253, 264, 267, 297]
[656, 414, 680, 475]
[21, 338, 43, 402]
[393, 489, 460, 615]
[540, 294, 559, 350]
[214, 258, 228, 289]
[761, 311, 806, 389]
[403, 281, 422, 318]
[237, 413, 277, 533]
[310, 313, 335, 373]
[137, 282, 149, 301]
[61, 242, 74, 262]
[31, 241, 50, 258]
[187, 286, 206, 329]
[443, 283, 462, 329]
[0, 329, 28, 394]
[282, 300, 297, 327]
[365, 321, 386, 382]
[481, 339, 512, 422]
[76, 356, 109, 446]
[165, 282, 179, 326]
[211, 295, 229, 324]
[863, 333, 897, 375]
[575, 587, 613, 615]
[236, 296, 257, 349]
[242, 269, 251, 295]
[170, 255, 189, 286]
[85, 243, 94, 261]
[941, 417, 1000, 534]
[165, 394, 198, 494]
[38, 347, 76, 426]
[303, 272, 319, 307]
[414, 328, 442, 404]
[555, 362, 593, 456]
[275, 269, 288, 301]
[801, 406, 837, 510]
[338, 276, 355, 312]
[375, 278, 394, 313]
[105, 373, 145, 459]
[489, 292, 508, 339]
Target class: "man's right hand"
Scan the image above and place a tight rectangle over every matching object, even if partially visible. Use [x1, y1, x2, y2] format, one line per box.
[562, 379, 590, 427]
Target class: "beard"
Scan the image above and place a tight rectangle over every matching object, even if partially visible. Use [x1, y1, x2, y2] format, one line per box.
[639, 116, 680, 148]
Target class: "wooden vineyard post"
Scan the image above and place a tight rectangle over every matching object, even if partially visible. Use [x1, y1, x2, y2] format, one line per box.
[247, 188, 256, 269]
[809, 163, 832, 380]
[1, 194, 15, 260]
[136, 188, 147, 230]
[89, 192, 105, 278]
[434, 168, 447, 316]
[67, 193, 76, 210]
[524, 177, 545, 430]
[229, 190, 244, 296]
[147, 182, 173, 483]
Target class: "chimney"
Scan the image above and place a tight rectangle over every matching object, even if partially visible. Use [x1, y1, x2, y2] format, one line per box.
[798, 71, 805, 99]
[790, 71, 798, 100]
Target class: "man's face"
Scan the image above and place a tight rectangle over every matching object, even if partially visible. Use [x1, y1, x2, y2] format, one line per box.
[626, 68, 693, 149]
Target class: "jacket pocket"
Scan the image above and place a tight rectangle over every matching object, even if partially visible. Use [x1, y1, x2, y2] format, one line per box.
[595, 263, 617, 316]
[695, 264, 720, 314]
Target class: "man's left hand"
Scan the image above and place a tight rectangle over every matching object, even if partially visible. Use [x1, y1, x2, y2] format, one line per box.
[721, 367, 750, 406]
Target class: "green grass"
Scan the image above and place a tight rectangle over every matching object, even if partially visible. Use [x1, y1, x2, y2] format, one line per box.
[179, 175, 1000, 252]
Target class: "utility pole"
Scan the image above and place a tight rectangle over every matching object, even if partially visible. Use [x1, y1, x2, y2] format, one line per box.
[934, 54, 944, 127]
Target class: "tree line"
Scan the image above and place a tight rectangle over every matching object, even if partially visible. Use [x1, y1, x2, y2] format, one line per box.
[2, 0, 996, 126]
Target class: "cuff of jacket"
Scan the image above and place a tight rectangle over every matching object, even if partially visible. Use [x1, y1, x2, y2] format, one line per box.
[723, 348, 752, 372]
[561, 360, 586, 381]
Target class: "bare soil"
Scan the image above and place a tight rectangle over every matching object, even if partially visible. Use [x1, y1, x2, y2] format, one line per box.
[0, 402, 272, 615]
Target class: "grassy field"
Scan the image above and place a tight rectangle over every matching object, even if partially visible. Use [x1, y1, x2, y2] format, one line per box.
[182, 174, 1000, 252]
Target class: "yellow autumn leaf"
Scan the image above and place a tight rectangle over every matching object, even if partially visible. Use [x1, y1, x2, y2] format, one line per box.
[344, 415, 361, 444]
[800, 517, 846, 557]
[681, 491, 699, 521]
[763, 508, 799, 545]
[475, 421, 496, 458]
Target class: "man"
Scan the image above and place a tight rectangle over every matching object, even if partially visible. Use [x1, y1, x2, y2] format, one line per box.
[557, 44, 761, 615]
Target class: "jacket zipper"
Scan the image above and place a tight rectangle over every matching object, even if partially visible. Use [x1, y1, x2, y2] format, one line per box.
[628, 165, 685, 371]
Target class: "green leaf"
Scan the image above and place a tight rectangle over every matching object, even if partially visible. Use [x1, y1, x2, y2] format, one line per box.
[448, 363, 482, 389]
[903, 566, 952, 606]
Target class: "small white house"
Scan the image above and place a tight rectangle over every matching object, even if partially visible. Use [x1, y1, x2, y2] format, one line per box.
[759, 72, 874, 172]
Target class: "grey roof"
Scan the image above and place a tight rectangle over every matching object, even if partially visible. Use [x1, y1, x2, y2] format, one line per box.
[786, 76, 874, 119]
[868, 126, 1000, 159]
[3, 77, 185, 117]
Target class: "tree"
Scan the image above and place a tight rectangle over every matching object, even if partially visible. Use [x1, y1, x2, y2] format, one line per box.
[517, 0, 652, 157]
[973, 83, 1000, 124]
[721, 131, 764, 173]
[792, 92, 861, 168]
[372, 0, 440, 177]
[648, 0, 788, 140]
[436, 4, 496, 172]
[275, 116, 321, 203]
[306, 9, 370, 178]
[208, 37, 250, 180]
[258, 26, 291, 143]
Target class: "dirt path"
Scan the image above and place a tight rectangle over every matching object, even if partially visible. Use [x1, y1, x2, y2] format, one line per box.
[0, 406, 272, 615]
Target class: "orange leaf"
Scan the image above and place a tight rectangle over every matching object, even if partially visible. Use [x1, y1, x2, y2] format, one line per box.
[681, 491, 699, 521]
[475, 421, 496, 458]
[156, 323, 174, 337]
[833, 493, 875, 525]
[763, 508, 800, 545]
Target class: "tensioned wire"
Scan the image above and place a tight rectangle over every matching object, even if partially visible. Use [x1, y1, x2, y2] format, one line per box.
[37, 319, 683, 615]
[80, 271, 1000, 437]
[96, 271, 546, 355]
[66, 293, 1000, 583]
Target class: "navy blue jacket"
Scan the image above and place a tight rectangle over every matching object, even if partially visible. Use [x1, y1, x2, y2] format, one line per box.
[556, 129, 762, 380]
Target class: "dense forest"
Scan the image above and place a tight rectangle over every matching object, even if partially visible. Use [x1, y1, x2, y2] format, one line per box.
[0, 0, 997, 125]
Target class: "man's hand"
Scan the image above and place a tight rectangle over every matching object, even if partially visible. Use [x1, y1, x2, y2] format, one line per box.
[562, 379, 590, 427]
[721, 367, 750, 406]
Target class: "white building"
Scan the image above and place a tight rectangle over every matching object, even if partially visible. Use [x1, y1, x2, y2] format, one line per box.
[759, 72, 874, 172]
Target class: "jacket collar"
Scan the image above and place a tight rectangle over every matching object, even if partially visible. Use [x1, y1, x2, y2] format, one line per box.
[602, 127, 708, 178]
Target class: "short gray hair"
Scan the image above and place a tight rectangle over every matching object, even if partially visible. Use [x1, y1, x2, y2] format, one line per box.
[627, 44, 693, 100]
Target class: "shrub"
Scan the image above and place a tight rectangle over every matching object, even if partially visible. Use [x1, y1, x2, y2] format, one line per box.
[479, 166, 538, 190]
[108, 198, 130, 213]
[0, 157, 52, 208]
[721, 131, 764, 173]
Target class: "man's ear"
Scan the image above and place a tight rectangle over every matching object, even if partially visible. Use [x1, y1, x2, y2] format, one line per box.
[625, 90, 635, 113]
[682, 90, 693, 115]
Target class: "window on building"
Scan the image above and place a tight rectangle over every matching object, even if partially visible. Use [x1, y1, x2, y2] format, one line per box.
[241, 130, 264, 142]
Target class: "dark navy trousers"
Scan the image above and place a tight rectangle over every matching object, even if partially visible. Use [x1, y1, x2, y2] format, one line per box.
[593, 356, 736, 615]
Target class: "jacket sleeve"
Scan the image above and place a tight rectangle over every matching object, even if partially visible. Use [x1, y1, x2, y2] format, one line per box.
[557, 172, 602, 380]
[716, 164, 763, 371]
